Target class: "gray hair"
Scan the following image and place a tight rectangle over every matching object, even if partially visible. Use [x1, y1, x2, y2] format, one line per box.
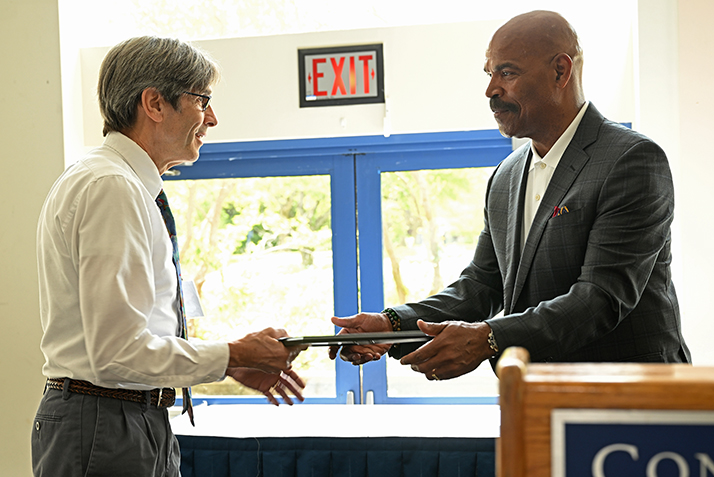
[98, 36, 220, 136]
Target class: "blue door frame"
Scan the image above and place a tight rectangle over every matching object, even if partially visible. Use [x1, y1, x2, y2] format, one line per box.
[166, 129, 512, 405]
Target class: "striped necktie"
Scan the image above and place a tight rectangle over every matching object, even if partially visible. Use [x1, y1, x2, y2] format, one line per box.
[155, 189, 194, 426]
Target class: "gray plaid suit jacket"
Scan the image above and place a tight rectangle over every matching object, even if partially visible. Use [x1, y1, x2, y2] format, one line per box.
[390, 104, 691, 364]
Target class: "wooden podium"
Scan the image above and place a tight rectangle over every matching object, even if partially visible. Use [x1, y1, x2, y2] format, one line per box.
[495, 347, 714, 477]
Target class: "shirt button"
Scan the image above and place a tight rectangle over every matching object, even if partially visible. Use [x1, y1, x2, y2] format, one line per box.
[535, 194, 541, 201]
[539, 162, 546, 169]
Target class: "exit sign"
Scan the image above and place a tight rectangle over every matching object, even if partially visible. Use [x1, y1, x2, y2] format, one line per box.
[298, 44, 384, 108]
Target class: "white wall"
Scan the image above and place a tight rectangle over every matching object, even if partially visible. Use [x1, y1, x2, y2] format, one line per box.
[633, 0, 714, 365]
[0, 1, 64, 475]
[77, 16, 636, 148]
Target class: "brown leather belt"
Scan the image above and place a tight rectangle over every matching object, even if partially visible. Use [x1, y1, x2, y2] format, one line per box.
[46, 378, 176, 408]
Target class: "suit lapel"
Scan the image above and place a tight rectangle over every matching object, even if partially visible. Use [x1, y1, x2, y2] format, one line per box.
[509, 104, 603, 310]
[503, 147, 531, 313]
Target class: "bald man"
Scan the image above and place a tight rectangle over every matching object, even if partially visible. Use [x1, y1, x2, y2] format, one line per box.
[329, 11, 691, 380]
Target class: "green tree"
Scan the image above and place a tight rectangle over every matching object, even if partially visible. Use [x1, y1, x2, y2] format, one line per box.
[381, 167, 494, 305]
[163, 175, 335, 396]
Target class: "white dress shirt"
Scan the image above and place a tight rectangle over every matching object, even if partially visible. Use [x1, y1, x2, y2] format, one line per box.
[521, 102, 590, 249]
[37, 132, 228, 390]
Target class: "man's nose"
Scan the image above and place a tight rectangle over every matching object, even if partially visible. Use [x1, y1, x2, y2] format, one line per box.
[204, 105, 218, 127]
[485, 76, 501, 99]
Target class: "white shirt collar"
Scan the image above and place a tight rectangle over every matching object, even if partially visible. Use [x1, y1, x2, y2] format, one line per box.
[530, 101, 590, 168]
[103, 131, 164, 199]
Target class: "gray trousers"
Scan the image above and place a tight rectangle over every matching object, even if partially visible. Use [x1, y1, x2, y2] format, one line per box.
[32, 384, 181, 476]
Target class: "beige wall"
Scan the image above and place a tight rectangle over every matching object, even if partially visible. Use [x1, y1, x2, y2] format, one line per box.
[0, 1, 64, 475]
[677, 0, 714, 364]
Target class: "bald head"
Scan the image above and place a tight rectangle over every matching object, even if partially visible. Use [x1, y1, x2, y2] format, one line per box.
[489, 10, 584, 94]
[484, 11, 586, 153]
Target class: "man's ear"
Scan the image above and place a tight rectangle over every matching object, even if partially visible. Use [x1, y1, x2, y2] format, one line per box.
[552, 53, 574, 88]
[140, 87, 165, 123]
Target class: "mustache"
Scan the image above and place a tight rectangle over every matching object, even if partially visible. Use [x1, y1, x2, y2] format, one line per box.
[490, 97, 519, 114]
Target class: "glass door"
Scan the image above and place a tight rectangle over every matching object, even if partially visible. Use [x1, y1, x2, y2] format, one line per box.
[164, 151, 360, 404]
[356, 135, 509, 404]
[164, 130, 512, 405]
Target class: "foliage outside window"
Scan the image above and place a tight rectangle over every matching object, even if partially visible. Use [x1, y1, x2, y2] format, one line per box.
[163, 166, 499, 399]
[381, 168, 493, 306]
[163, 175, 336, 397]
[381, 167, 500, 398]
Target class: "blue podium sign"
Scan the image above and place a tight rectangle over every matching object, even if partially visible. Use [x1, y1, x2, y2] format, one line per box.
[552, 410, 714, 477]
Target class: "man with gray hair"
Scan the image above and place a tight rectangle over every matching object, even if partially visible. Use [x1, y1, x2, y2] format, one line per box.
[32, 37, 305, 476]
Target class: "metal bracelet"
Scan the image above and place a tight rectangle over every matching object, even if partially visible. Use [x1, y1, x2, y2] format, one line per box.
[487, 329, 499, 354]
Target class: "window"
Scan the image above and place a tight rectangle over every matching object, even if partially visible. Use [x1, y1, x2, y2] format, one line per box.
[380, 168, 499, 401]
[164, 129, 511, 404]
[164, 175, 338, 399]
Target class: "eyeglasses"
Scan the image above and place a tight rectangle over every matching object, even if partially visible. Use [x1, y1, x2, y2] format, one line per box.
[182, 91, 212, 111]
